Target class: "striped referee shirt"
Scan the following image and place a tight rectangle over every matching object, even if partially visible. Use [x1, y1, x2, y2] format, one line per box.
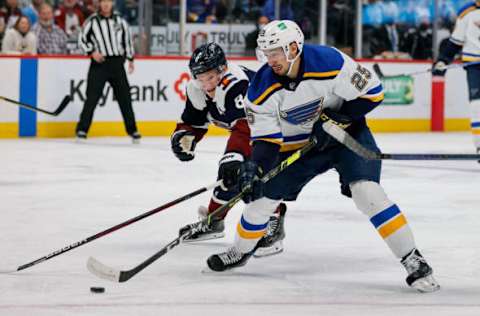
[79, 12, 134, 61]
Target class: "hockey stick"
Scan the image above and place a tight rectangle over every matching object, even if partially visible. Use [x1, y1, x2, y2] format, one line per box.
[87, 139, 318, 283]
[0, 95, 71, 116]
[11, 180, 222, 272]
[372, 61, 480, 79]
[323, 121, 480, 160]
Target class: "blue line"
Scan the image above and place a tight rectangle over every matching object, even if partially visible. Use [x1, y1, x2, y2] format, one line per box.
[370, 204, 401, 228]
[19, 58, 38, 137]
[471, 122, 480, 128]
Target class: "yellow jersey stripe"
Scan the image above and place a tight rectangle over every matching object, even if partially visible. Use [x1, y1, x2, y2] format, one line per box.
[280, 141, 309, 152]
[237, 223, 266, 239]
[360, 93, 385, 103]
[462, 56, 480, 62]
[472, 130, 480, 135]
[459, 6, 476, 19]
[254, 138, 283, 145]
[378, 214, 407, 239]
[253, 83, 282, 105]
[303, 70, 340, 78]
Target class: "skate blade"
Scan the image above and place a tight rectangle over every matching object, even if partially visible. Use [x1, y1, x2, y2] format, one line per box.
[200, 265, 238, 274]
[253, 241, 284, 258]
[183, 232, 225, 243]
[410, 275, 441, 293]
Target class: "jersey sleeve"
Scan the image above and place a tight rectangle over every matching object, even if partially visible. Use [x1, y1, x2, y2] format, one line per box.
[224, 119, 252, 157]
[332, 52, 384, 119]
[450, 10, 468, 46]
[181, 81, 209, 128]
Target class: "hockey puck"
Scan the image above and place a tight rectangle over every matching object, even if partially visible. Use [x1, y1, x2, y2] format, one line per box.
[90, 286, 105, 293]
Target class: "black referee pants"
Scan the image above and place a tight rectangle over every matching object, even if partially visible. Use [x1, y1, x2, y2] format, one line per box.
[76, 57, 138, 135]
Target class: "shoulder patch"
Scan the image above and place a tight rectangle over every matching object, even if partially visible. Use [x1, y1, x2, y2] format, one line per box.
[301, 45, 344, 81]
[247, 64, 282, 105]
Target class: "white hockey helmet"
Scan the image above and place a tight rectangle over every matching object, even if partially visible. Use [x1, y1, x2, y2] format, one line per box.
[257, 20, 304, 60]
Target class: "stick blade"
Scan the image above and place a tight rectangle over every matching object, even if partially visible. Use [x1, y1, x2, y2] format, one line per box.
[0, 269, 17, 274]
[87, 256, 121, 282]
[53, 95, 71, 115]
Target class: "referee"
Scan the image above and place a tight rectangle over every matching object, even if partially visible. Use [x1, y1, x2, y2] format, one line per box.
[77, 0, 141, 143]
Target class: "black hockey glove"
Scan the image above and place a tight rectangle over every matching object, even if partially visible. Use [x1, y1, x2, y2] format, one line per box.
[171, 130, 197, 161]
[218, 152, 244, 190]
[239, 160, 264, 203]
[312, 108, 352, 150]
[432, 60, 447, 77]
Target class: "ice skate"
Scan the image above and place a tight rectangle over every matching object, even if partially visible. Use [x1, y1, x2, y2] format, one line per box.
[179, 206, 225, 242]
[206, 246, 253, 272]
[401, 248, 440, 293]
[254, 203, 287, 258]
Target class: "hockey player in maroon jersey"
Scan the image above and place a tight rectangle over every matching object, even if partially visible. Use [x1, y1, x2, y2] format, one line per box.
[171, 43, 285, 257]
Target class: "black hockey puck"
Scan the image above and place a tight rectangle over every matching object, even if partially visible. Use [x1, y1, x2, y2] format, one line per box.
[90, 286, 105, 293]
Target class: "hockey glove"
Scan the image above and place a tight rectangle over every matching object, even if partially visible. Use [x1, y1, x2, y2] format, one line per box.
[312, 108, 352, 151]
[432, 60, 447, 77]
[239, 160, 264, 203]
[171, 130, 197, 161]
[218, 152, 244, 190]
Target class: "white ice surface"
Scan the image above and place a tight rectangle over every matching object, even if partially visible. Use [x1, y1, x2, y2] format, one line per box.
[1, 133, 480, 316]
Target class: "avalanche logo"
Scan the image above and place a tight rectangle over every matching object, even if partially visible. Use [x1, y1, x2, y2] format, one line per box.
[280, 97, 324, 125]
[174, 72, 191, 101]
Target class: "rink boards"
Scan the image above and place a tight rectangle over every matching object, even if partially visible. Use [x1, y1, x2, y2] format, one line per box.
[0, 56, 472, 138]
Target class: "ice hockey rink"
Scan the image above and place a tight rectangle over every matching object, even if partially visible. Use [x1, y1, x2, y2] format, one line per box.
[1, 132, 479, 316]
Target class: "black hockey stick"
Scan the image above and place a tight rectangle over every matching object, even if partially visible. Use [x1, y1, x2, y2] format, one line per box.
[372, 61, 480, 80]
[6, 180, 222, 273]
[323, 121, 480, 160]
[87, 139, 318, 283]
[0, 95, 71, 116]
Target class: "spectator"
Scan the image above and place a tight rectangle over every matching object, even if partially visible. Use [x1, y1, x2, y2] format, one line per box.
[1, 15, 37, 54]
[187, 0, 218, 23]
[0, 0, 22, 29]
[370, 21, 404, 58]
[261, 0, 293, 21]
[22, 0, 44, 25]
[401, 19, 432, 60]
[33, 3, 68, 54]
[55, 0, 85, 36]
[245, 14, 268, 55]
[55, 0, 84, 52]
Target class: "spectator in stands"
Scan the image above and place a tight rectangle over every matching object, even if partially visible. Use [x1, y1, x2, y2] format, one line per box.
[187, 0, 218, 23]
[55, 0, 85, 36]
[33, 3, 68, 54]
[22, 0, 44, 25]
[369, 16, 405, 59]
[55, 0, 84, 52]
[0, 0, 22, 29]
[245, 14, 268, 55]
[401, 17, 432, 60]
[261, 0, 293, 21]
[1, 15, 37, 54]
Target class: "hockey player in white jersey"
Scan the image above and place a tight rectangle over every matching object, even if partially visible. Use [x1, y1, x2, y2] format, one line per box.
[206, 21, 440, 293]
[433, 1, 480, 156]
[171, 43, 286, 257]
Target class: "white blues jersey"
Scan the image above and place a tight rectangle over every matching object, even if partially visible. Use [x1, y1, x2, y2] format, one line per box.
[245, 44, 384, 152]
[450, 2, 480, 62]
